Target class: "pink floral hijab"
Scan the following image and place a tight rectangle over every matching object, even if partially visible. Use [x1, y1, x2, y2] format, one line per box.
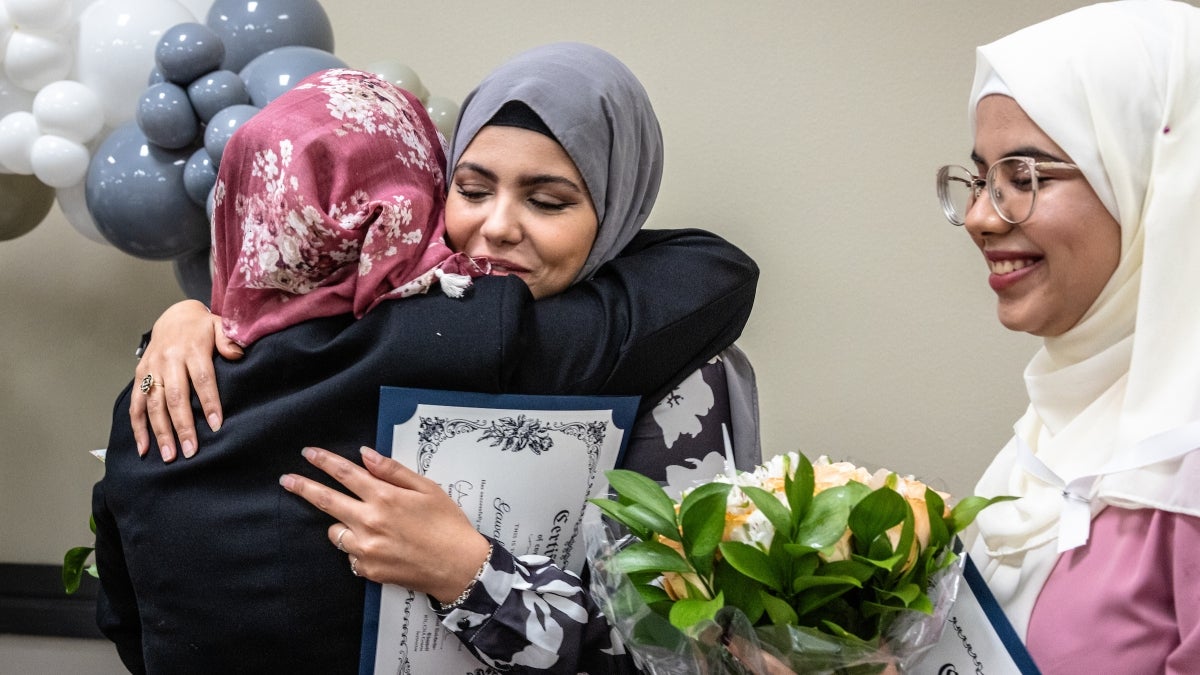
[209, 68, 485, 346]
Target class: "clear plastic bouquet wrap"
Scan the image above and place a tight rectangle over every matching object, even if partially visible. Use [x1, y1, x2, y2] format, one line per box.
[585, 452, 1011, 674]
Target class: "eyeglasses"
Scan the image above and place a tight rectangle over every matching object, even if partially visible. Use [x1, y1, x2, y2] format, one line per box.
[936, 156, 1080, 226]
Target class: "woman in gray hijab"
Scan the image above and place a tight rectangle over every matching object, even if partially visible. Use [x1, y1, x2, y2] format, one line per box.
[124, 43, 757, 673]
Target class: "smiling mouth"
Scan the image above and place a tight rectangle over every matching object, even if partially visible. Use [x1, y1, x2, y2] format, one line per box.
[988, 258, 1038, 275]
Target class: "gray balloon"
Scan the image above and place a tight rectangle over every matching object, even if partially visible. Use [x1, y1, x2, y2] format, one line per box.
[187, 69, 249, 123]
[205, 0, 335, 72]
[137, 82, 200, 150]
[240, 46, 346, 107]
[147, 68, 165, 86]
[86, 122, 210, 260]
[173, 247, 213, 305]
[203, 103, 259, 166]
[183, 147, 216, 206]
[156, 22, 226, 86]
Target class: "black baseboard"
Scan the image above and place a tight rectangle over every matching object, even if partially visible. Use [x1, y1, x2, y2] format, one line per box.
[0, 563, 105, 639]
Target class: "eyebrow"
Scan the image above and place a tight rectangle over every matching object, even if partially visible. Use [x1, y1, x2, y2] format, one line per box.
[452, 162, 586, 193]
[970, 146, 1070, 165]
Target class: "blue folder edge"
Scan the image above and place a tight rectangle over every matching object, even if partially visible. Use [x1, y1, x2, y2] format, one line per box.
[962, 554, 1043, 675]
[358, 386, 641, 675]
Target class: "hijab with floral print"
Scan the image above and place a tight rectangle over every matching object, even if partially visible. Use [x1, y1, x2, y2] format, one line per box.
[209, 68, 486, 346]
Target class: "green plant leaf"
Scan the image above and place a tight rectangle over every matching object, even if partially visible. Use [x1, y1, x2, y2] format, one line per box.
[794, 486, 854, 549]
[847, 487, 906, 544]
[875, 582, 921, 605]
[947, 494, 1017, 535]
[786, 452, 815, 526]
[792, 574, 862, 594]
[625, 502, 682, 542]
[679, 481, 732, 520]
[742, 485, 793, 540]
[712, 560, 765, 624]
[635, 583, 672, 606]
[612, 540, 693, 575]
[796, 583, 858, 616]
[62, 546, 94, 595]
[605, 469, 679, 528]
[680, 490, 729, 577]
[89, 514, 97, 535]
[668, 592, 725, 630]
[819, 559, 877, 584]
[924, 488, 950, 551]
[759, 589, 799, 626]
[718, 541, 781, 591]
[589, 499, 654, 541]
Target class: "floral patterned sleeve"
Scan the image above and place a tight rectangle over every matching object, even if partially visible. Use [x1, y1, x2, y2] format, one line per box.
[431, 536, 638, 674]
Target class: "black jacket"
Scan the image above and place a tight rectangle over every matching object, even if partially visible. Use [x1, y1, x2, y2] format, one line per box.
[93, 228, 757, 674]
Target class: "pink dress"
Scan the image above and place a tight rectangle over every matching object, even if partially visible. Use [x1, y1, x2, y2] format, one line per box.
[1025, 508, 1200, 674]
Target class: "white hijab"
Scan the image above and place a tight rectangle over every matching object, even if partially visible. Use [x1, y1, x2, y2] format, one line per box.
[966, 0, 1200, 638]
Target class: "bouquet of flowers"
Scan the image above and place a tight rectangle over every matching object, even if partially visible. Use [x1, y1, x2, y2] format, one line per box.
[585, 452, 1011, 674]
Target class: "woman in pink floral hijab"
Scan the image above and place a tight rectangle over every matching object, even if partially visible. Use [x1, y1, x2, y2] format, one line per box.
[209, 68, 485, 346]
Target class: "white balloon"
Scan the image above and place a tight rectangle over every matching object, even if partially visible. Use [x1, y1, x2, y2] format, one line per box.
[0, 4, 13, 55]
[425, 95, 460, 141]
[56, 179, 110, 245]
[366, 59, 429, 103]
[0, 111, 40, 174]
[32, 79, 105, 143]
[74, 0, 196, 128]
[30, 133, 89, 187]
[5, 0, 74, 33]
[5, 30, 74, 92]
[0, 73, 36, 117]
[176, 0, 213, 22]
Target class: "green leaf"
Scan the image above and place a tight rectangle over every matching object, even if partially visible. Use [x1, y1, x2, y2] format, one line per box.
[947, 494, 1017, 535]
[924, 487, 950, 551]
[589, 499, 654, 540]
[742, 485, 793, 540]
[605, 469, 679, 529]
[680, 490, 729, 577]
[796, 583, 858, 616]
[718, 541, 781, 591]
[62, 546, 94, 595]
[89, 514, 97, 535]
[876, 582, 921, 605]
[819, 559, 877, 584]
[794, 486, 855, 549]
[847, 487, 906, 544]
[668, 592, 724, 630]
[612, 540, 693, 575]
[635, 583, 671, 606]
[625, 502, 682, 542]
[791, 574, 862, 594]
[759, 589, 799, 626]
[679, 481, 732, 520]
[712, 561, 765, 624]
[786, 453, 815, 526]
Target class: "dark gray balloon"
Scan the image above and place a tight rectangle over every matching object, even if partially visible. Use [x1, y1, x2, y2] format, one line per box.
[86, 122, 210, 260]
[203, 103, 259, 166]
[187, 69, 249, 123]
[147, 68, 165, 86]
[183, 147, 216, 206]
[240, 46, 346, 107]
[156, 22, 226, 86]
[137, 82, 200, 150]
[205, 0, 335, 72]
[173, 247, 213, 305]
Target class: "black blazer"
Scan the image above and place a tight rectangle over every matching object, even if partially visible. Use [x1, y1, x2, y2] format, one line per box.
[93, 228, 757, 674]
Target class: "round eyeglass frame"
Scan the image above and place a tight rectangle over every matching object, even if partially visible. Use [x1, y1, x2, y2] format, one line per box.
[936, 156, 1080, 227]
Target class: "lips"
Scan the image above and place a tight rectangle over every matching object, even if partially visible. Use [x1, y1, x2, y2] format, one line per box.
[483, 259, 530, 275]
[985, 250, 1042, 292]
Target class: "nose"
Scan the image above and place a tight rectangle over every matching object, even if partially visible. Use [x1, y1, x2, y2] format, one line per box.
[962, 191, 1012, 240]
[478, 195, 524, 246]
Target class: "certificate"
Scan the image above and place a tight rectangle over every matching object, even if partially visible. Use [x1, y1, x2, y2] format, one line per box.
[907, 554, 1042, 674]
[359, 387, 639, 675]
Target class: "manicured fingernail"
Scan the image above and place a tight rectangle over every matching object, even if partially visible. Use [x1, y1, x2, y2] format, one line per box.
[137, 441, 147, 457]
[301, 447, 317, 460]
[162, 445, 175, 462]
[279, 475, 295, 490]
[360, 446, 379, 462]
[208, 414, 222, 431]
[182, 439, 196, 458]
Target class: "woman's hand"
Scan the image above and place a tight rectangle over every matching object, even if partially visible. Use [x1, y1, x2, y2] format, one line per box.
[280, 446, 492, 604]
[131, 299, 244, 462]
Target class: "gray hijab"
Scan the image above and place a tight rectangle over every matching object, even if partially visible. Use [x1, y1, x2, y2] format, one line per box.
[450, 42, 664, 283]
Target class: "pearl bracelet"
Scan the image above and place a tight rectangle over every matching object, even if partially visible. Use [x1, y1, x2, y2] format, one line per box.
[441, 542, 494, 610]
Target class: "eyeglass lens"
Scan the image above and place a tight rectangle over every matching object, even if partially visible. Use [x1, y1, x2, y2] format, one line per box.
[939, 158, 1037, 225]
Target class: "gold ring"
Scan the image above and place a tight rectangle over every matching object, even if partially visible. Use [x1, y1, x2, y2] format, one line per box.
[350, 556, 360, 577]
[139, 373, 165, 395]
[335, 526, 350, 553]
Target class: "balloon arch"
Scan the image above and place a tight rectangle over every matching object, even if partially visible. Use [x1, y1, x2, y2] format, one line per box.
[0, 0, 459, 303]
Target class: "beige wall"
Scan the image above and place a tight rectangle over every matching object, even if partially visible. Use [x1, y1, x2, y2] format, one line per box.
[6, 1, 1113, 579]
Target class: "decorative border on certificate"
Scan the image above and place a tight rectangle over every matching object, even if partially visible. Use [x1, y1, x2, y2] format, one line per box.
[359, 387, 639, 675]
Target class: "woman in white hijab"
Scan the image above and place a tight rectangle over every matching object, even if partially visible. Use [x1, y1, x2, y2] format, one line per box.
[936, 1, 1200, 671]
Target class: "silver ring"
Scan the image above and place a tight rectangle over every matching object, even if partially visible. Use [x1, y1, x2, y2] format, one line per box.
[335, 526, 350, 553]
[139, 373, 164, 395]
[350, 556, 360, 577]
